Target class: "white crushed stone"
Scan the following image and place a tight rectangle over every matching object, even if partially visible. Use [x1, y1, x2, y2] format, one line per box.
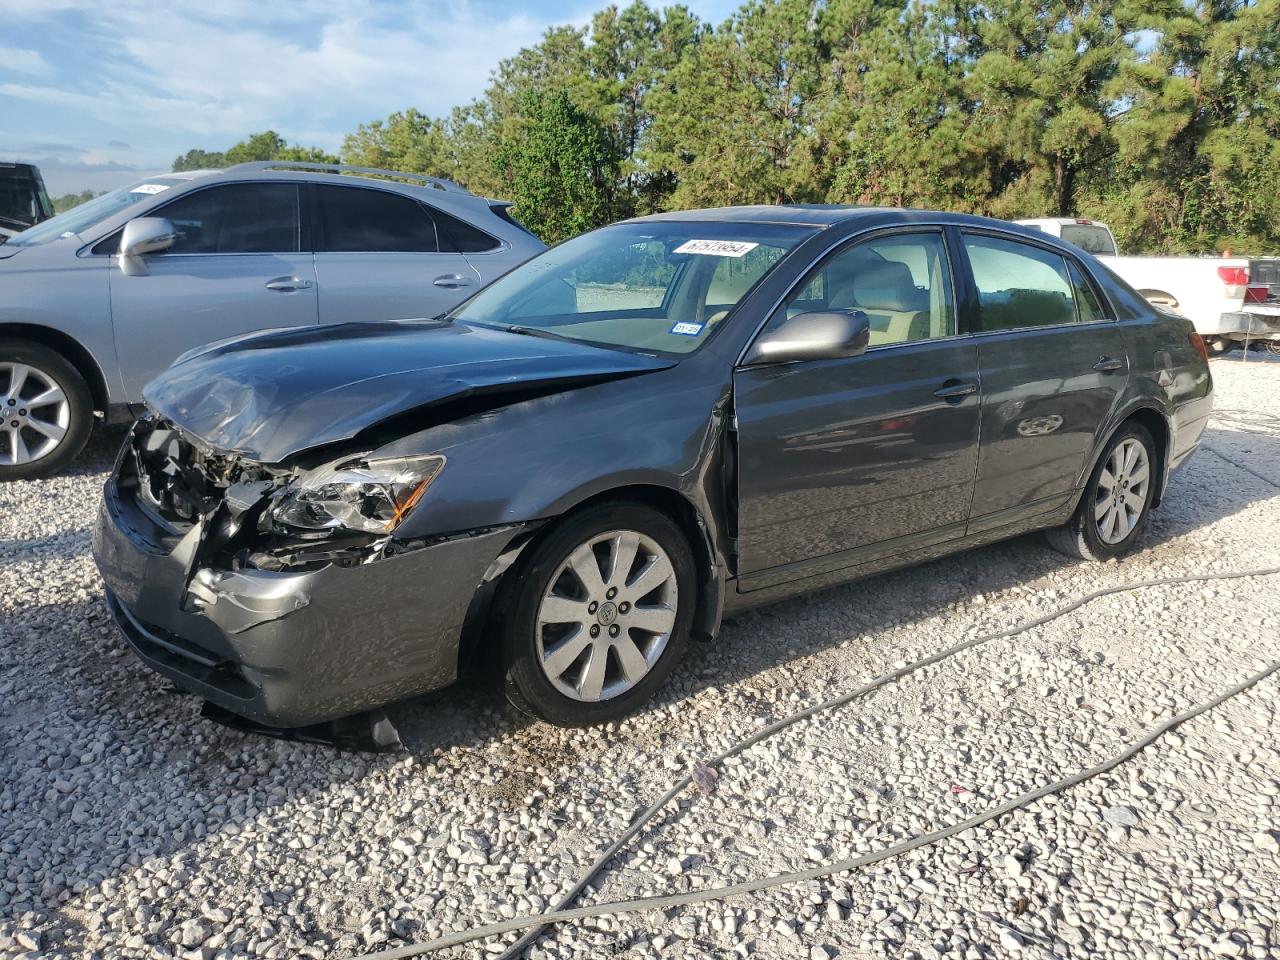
[1, 355, 1279, 960]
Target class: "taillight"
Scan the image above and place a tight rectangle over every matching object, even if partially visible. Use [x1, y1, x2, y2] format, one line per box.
[1190, 332, 1209, 362]
[1218, 266, 1249, 285]
[1245, 285, 1270, 304]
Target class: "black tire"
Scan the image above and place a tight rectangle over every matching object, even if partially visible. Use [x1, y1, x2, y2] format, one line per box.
[501, 501, 697, 726]
[1046, 422, 1157, 561]
[0, 338, 94, 481]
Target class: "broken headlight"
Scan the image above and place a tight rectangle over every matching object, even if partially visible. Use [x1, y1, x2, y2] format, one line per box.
[272, 454, 445, 535]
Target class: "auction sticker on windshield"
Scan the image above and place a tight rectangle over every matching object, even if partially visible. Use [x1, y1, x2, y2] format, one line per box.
[133, 184, 172, 195]
[673, 239, 759, 258]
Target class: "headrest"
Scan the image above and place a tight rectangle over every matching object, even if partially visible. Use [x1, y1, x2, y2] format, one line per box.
[850, 260, 928, 313]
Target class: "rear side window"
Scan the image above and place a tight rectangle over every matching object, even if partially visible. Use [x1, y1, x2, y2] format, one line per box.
[155, 183, 300, 254]
[432, 206, 500, 253]
[962, 234, 1078, 331]
[314, 184, 438, 253]
[1060, 224, 1117, 256]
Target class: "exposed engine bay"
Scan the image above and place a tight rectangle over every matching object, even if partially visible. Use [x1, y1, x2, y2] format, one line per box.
[121, 418, 400, 573]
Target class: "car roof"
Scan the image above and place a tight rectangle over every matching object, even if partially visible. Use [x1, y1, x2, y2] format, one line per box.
[628, 205, 1055, 233]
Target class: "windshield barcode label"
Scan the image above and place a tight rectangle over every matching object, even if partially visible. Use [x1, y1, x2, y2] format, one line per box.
[673, 239, 759, 258]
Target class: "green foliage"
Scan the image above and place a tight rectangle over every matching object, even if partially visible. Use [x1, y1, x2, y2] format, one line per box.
[172, 131, 337, 172]
[51, 190, 101, 213]
[164, 0, 1280, 253]
[492, 90, 621, 243]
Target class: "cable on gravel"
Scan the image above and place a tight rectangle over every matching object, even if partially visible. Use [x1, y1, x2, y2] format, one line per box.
[350, 565, 1280, 960]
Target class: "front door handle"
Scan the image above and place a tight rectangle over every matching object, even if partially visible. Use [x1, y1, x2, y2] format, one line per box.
[265, 276, 313, 292]
[933, 379, 978, 402]
[1093, 356, 1125, 373]
[433, 274, 473, 289]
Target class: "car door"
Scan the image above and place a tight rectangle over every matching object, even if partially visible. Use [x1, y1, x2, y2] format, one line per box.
[734, 228, 982, 589]
[108, 181, 317, 397]
[310, 183, 482, 325]
[958, 231, 1128, 533]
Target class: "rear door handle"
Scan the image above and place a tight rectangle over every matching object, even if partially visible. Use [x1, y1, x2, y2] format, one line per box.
[265, 276, 312, 292]
[933, 380, 978, 402]
[1093, 356, 1125, 373]
[433, 274, 473, 289]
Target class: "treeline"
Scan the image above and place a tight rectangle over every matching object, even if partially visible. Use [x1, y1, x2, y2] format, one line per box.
[176, 0, 1279, 253]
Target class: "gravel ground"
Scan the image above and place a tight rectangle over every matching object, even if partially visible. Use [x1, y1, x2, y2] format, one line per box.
[3, 355, 1280, 960]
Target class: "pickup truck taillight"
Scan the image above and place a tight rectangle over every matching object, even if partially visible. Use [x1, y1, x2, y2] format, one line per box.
[1217, 266, 1249, 285]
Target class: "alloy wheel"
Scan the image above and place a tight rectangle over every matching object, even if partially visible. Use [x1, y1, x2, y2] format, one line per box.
[535, 529, 679, 702]
[0, 362, 70, 467]
[1094, 438, 1150, 545]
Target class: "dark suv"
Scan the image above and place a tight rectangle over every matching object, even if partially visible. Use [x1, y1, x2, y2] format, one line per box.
[0, 162, 53, 240]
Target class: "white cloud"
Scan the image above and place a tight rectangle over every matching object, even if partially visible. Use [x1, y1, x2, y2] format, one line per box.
[2, 0, 552, 160]
[0, 44, 52, 77]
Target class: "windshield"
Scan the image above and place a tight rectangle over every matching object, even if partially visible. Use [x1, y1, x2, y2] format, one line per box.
[452, 221, 815, 354]
[1060, 224, 1117, 256]
[7, 177, 184, 247]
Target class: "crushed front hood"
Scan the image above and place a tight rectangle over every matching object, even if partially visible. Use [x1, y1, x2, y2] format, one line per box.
[143, 320, 673, 463]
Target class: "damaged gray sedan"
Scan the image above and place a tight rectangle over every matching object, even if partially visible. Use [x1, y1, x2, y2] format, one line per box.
[93, 207, 1211, 728]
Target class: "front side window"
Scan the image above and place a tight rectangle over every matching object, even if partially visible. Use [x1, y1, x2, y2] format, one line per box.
[452, 221, 813, 355]
[156, 183, 300, 254]
[778, 231, 956, 347]
[963, 234, 1078, 331]
[314, 184, 437, 253]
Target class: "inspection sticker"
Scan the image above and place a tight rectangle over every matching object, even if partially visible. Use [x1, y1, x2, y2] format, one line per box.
[669, 321, 705, 336]
[673, 239, 759, 258]
[132, 183, 172, 195]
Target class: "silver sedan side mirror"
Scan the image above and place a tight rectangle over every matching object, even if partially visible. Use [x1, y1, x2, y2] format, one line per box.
[119, 217, 177, 276]
[744, 309, 871, 365]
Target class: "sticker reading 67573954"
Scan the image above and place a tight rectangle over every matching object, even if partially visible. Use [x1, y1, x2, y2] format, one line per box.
[673, 239, 759, 258]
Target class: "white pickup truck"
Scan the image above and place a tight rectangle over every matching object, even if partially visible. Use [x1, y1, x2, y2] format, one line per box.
[1015, 217, 1280, 354]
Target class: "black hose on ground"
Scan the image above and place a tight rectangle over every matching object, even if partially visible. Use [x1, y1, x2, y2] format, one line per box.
[353, 565, 1280, 959]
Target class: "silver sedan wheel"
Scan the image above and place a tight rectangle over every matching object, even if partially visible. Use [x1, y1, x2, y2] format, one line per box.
[0, 362, 70, 466]
[535, 529, 679, 703]
[1094, 438, 1150, 545]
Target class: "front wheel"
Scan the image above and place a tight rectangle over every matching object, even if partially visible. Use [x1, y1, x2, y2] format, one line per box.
[501, 502, 696, 726]
[1046, 423, 1156, 561]
[0, 339, 94, 481]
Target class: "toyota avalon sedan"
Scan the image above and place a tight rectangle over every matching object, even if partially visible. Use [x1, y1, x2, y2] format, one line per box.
[92, 207, 1212, 728]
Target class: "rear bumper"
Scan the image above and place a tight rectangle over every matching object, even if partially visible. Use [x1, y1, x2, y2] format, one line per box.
[93, 478, 521, 727]
[1207, 310, 1280, 340]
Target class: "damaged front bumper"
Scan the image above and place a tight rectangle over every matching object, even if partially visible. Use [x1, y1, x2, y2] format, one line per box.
[92, 429, 524, 728]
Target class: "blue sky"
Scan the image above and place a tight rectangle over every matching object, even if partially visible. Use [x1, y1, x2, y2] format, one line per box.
[1, 0, 741, 195]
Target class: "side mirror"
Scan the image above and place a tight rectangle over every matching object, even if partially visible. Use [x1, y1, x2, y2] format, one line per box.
[119, 217, 177, 276]
[744, 309, 871, 365]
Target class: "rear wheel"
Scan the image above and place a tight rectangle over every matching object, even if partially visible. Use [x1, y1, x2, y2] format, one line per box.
[0, 339, 93, 481]
[501, 502, 696, 726]
[1047, 423, 1156, 561]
